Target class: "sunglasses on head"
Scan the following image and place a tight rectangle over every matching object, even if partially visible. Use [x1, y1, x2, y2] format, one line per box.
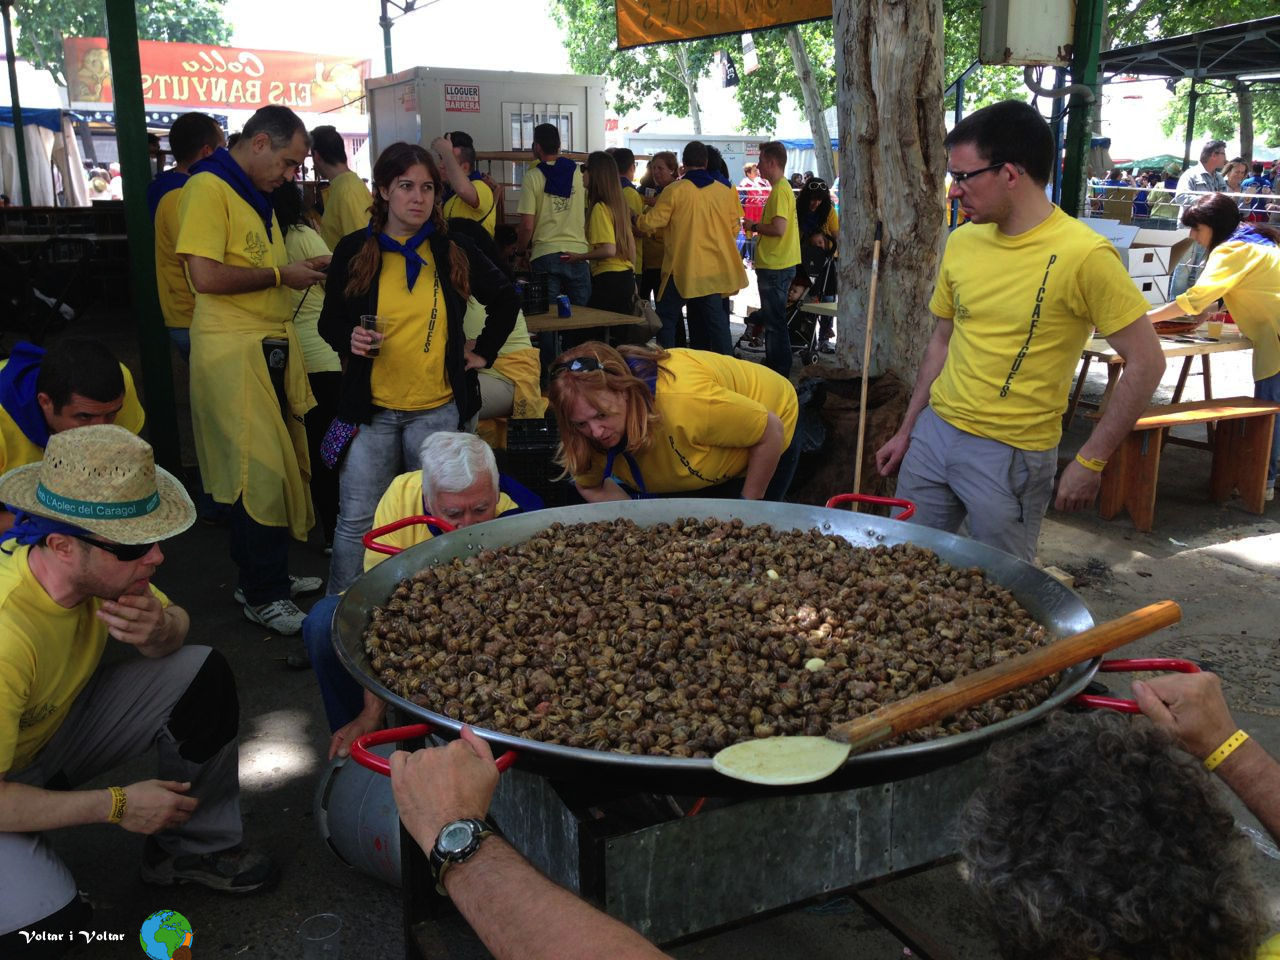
[550, 356, 603, 378]
[71, 534, 155, 562]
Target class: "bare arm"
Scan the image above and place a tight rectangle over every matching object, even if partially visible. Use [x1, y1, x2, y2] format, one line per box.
[564, 242, 616, 264]
[329, 689, 387, 760]
[876, 316, 953, 476]
[1055, 317, 1164, 511]
[391, 729, 669, 960]
[741, 412, 784, 500]
[0, 775, 197, 834]
[185, 255, 327, 294]
[516, 215, 535, 257]
[574, 478, 631, 503]
[432, 136, 479, 208]
[746, 215, 788, 238]
[96, 596, 189, 659]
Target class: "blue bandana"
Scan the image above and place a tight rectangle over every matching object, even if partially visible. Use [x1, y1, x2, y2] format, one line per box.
[683, 169, 732, 189]
[0, 509, 91, 553]
[0, 341, 49, 449]
[537, 157, 577, 199]
[441, 170, 487, 205]
[370, 221, 437, 291]
[190, 147, 275, 240]
[1230, 223, 1278, 248]
[620, 177, 635, 191]
[146, 169, 189, 220]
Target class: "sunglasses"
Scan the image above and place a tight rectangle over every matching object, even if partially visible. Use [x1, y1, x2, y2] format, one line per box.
[72, 534, 156, 562]
[550, 356, 603, 377]
[948, 162, 1007, 184]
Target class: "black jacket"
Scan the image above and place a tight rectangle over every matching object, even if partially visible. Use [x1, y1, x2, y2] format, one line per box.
[318, 230, 519, 428]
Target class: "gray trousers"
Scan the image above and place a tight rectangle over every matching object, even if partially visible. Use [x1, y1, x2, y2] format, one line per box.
[893, 407, 1058, 563]
[0, 645, 242, 935]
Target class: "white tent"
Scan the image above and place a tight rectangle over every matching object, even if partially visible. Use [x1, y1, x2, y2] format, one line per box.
[0, 57, 89, 206]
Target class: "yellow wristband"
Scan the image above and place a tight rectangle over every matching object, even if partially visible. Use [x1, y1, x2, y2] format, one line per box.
[1075, 453, 1107, 473]
[271, 266, 282, 288]
[1204, 730, 1249, 772]
[107, 786, 127, 824]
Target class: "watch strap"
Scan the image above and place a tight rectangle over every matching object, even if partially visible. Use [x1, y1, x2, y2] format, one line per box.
[430, 818, 493, 896]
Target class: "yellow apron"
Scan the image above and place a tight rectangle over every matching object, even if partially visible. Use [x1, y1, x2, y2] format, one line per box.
[190, 299, 316, 539]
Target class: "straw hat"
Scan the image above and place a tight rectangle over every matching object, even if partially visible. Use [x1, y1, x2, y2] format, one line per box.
[0, 424, 195, 544]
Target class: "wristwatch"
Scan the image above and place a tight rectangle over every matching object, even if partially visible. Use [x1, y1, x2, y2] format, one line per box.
[428, 818, 493, 895]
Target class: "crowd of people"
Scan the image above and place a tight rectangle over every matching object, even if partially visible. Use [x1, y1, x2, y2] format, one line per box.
[0, 96, 1277, 958]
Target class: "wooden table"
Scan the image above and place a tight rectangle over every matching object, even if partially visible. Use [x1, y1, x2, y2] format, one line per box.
[524, 304, 645, 334]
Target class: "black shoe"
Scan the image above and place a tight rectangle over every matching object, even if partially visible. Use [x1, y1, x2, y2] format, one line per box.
[141, 840, 278, 894]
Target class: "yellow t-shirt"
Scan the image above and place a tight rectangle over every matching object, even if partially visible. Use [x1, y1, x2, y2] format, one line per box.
[175, 171, 291, 325]
[284, 224, 341, 374]
[154, 187, 194, 329]
[928, 206, 1150, 451]
[443, 179, 497, 238]
[0, 544, 170, 773]
[621, 184, 645, 274]
[1258, 934, 1280, 958]
[1175, 240, 1280, 382]
[321, 170, 373, 250]
[574, 348, 798, 494]
[636, 179, 748, 300]
[516, 162, 588, 261]
[755, 181, 800, 270]
[586, 202, 634, 276]
[369, 241, 452, 412]
[364, 470, 519, 571]
[0, 362, 146, 475]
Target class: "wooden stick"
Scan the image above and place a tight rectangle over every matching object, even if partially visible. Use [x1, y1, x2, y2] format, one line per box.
[852, 221, 884, 510]
[829, 600, 1182, 754]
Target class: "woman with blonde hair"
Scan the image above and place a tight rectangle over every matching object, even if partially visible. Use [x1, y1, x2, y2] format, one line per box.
[563, 151, 636, 314]
[547, 341, 799, 502]
[317, 141, 518, 593]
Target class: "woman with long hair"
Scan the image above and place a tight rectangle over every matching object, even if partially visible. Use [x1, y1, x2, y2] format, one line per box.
[1148, 192, 1280, 499]
[547, 341, 799, 503]
[636, 151, 677, 305]
[317, 141, 518, 593]
[797, 178, 839, 348]
[563, 151, 636, 317]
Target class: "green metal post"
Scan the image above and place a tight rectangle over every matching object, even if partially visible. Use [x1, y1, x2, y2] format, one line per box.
[1181, 80, 1198, 168]
[1, 0, 31, 205]
[1061, 0, 1104, 218]
[103, 0, 181, 471]
[381, 0, 394, 74]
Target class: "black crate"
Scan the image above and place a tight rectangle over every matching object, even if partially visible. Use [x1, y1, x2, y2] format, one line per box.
[515, 271, 549, 316]
[499, 416, 568, 508]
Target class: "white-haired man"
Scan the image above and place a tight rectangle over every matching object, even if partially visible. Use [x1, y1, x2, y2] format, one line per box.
[302, 432, 541, 759]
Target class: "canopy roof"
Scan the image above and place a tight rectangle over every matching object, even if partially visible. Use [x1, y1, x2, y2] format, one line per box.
[1099, 16, 1280, 83]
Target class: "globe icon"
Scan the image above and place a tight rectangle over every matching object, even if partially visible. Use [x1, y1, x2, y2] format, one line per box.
[139, 909, 194, 959]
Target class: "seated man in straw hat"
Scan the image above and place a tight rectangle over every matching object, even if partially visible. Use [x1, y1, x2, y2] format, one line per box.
[0, 425, 275, 951]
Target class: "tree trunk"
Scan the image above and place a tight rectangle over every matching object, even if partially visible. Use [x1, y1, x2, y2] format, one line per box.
[674, 45, 703, 135]
[786, 26, 835, 183]
[1236, 81, 1254, 161]
[831, 0, 946, 387]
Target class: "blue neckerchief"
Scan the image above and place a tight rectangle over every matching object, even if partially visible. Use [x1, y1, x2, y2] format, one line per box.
[620, 177, 634, 191]
[684, 169, 732, 189]
[601, 357, 660, 499]
[498, 474, 544, 513]
[0, 341, 49, 449]
[441, 170, 487, 205]
[537, 157, 577, 198]
[1230, 224, 1278, 248]
[370, 221, 437, 291]
[0, 509, 90, 553]
[146, 169, 189, 220]
[190, 147, 275, 240]
[798, 208, 824, 236]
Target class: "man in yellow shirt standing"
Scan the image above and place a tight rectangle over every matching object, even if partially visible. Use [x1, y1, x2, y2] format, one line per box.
[516, 123, 590, 308]
[611, 147, 645, 283]
[177, 105, 329, 634]
[311, 125, 372, 250]
[149, 112, 224, 360]
[745, 140, 801, 377]
[636, 140, 747, 354]
[876, 100, 1165, 562]
[436, 130, 498, 238]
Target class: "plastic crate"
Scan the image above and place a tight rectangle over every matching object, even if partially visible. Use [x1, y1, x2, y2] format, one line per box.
[499, 416, 568, 507]
[515, 272, 549, 316]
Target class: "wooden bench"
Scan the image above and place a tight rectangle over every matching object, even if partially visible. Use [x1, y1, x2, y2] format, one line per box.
[1095, 397, 1280, 532]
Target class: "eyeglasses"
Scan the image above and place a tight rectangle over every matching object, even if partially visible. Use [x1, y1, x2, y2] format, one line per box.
[550, 356, 603, 378]
[72, 534, 156, 562]
[948, 162, 1007, 185]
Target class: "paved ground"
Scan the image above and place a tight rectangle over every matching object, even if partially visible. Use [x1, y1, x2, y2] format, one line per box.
[26, 317, 1280, 957]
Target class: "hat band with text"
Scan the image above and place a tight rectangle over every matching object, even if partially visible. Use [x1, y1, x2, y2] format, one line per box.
[36, 483, 161, 520]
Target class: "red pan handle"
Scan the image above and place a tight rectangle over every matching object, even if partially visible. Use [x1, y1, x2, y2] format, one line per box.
[1072, 658, 1201, 714]
[350, 723, 519, 775]
[825, 493, 916, 521]
[361, 515, 457, 556]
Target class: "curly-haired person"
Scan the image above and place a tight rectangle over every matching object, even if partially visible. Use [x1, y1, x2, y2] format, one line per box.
[958, 698, 1279, 960]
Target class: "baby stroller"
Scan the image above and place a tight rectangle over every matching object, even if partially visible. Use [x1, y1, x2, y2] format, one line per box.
[734, 243, 838, 365]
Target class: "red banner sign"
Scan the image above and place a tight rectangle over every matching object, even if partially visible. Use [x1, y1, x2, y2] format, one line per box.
[615, 0, 831, 50]
[64, 38, 370, 113]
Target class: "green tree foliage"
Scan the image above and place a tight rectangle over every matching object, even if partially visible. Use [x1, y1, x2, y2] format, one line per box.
[734, 22, 835, 134]
[942, 0, 1025, 111]
[1159, 83, 1280, 150]
[15, 0, 232, 87]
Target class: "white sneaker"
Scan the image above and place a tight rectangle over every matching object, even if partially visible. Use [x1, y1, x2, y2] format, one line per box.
[243, 599, 307, 635]
[1267, 485, 1275, 502]
[233, 575, 323, 605]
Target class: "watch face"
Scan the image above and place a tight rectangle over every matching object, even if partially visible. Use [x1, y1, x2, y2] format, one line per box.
[439, 821, 474, 855]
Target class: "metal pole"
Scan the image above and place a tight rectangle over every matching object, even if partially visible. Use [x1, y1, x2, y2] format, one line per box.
[1051, 67, 1067, 205]
[1182, 80, 1197, 168]
[381, 0, 394, 75]
[950, 76, 963, 227]
[103, 0, 181, 471]
[1060, 0, 1104, 218]
[1, 0, 31, 206]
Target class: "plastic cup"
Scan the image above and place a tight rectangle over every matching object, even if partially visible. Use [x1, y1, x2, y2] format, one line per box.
[359, 315, 386, 357]
[1207, 320, 1223, 339]
[298, 913, 342, 959]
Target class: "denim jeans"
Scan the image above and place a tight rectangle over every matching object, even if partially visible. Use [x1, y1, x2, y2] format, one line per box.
[656, 278, 731, 354]
[1256, 369, 1280, 486]
[229, 497, 290, 605]
[756, 266, 796, 378]
[327, 404, 461, 595]
[532, 252, 593, 365]
[302, 594, 362, 732]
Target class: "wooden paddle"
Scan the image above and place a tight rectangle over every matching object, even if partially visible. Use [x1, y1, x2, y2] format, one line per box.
[711, 600, 1182, 786]
[851, 221, 883, 511]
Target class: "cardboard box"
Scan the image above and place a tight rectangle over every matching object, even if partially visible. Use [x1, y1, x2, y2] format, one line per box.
[1122, 246, 1171, 277]
[1082, 219, 1195, 283]
[1133, 274, 1170, 306]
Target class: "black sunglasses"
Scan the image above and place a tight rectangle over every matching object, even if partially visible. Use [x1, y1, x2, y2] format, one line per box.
[550, 356, 603, 378]
[72, 534, 156, 562]
[948, 162, 1007, 184]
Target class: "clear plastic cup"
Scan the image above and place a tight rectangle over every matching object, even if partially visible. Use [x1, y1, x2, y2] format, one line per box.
[298, 913, 342, 959]
[359, 315, 386, 357]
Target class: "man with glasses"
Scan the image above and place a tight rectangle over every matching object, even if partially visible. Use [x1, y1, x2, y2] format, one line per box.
[0, 426, 274, 951]
[876, 100, 1164, 563]
[1175, 139, 1228, 211]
